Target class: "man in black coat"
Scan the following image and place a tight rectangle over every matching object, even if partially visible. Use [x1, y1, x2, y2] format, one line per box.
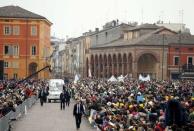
[64, 89, 71, 107]
[60, 91, 65, 110]
[73, 99, 85, 130]
[38, 88, 47, 106]
[165, 99, 187, 128]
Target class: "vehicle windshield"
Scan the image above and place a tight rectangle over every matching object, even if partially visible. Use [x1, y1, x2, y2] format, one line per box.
[49, 81, 63, 91]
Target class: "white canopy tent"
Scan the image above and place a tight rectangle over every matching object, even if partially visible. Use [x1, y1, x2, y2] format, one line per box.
[108, 75, 117, 82]
[117, 75, 124, 82]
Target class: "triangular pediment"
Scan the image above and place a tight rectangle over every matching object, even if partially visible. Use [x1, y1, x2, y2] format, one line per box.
[154, 27, 177, 35]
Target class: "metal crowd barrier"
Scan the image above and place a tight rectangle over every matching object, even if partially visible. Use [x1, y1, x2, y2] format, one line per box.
[0, 95, 37, 131]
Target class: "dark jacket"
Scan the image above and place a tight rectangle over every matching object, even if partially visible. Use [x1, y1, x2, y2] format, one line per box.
[60, 93, 65, 102]
[165, 99, 187, 127]
[73, 103, 85, 116]
[64, 90, 71, 101]
[38, 89, 47, 101]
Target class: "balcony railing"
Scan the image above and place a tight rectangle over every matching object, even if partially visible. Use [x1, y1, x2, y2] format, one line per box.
[182, 64, 194, 72]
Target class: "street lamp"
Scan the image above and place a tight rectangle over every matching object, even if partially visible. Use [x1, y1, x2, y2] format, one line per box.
[178, 31, 181, 78]
[162, 34, 166, 80]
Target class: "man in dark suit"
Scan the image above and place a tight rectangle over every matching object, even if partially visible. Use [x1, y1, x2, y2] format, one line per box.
[165, 99, 187, 129]
[64, 89, 71, 107]
[38, 87, 47, 106]
[60, 91, 65, 110]
[73, 99, 85, 130]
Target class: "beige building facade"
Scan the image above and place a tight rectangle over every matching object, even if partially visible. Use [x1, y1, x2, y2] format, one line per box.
[64, 21, 194, 80]
[85, 23, 177, 80]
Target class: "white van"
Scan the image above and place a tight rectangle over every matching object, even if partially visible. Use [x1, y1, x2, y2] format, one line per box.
[47, 79, 64, 102]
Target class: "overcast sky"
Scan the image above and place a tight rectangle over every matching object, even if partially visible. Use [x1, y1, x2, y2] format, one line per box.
[0, 0, 194, 38]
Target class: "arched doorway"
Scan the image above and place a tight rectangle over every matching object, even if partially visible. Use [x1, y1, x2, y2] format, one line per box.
[118, 54, 122, 75]
[137, 53, 158, 79]
[128, 53, 132, 73]
[29, 62, 38, 78]
[123, 54, 127, 75]
[113, 54, 117, 76]
[108, 54, 112, 77]
[104, 55, 107, 78]
[90, 55, 94, 77]
[99, 55, 103, 77]
[95, 55, 98, 78]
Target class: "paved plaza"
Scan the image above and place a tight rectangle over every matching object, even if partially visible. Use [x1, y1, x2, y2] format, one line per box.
[12, 100, 95, 131]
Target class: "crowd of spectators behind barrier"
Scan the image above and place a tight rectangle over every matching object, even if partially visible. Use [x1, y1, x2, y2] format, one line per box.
[0, 79, 47, 118]
[71, 77, 194, 131]
[1, 77, 194, 131]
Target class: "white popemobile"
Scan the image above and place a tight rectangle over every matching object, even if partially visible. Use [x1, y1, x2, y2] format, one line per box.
[47, 79, 64, 102]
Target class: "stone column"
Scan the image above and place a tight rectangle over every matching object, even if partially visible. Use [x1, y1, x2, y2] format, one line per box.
[98, 62, 101, 78]
[107, 58, 109, 78]
[112, 58, 114, 76]
[122, 55, 124, 75]
[156, 62, 160, 80]
[103, 62, 105, 78]
[122, 62, 124, 75]
[132, 62, 138, 78]
[93, 58, 96, 77]
[126, 56, 129, 75]
[88, 57, 90, 77]
[116, 63, 119, 77]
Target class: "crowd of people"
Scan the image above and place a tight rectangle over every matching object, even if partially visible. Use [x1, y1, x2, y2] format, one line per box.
[71, 78, 194, 130]
[0, 79, 47, 118]
[1, 77, 194, 130]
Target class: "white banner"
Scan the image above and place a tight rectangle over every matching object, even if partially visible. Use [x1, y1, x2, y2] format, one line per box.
[139, 74, 150, 81]
[74, 74, 79, 83]
[88, 68, 92, 77]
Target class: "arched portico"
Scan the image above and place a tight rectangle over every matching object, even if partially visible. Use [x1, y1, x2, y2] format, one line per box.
[137, 53, 158, 79]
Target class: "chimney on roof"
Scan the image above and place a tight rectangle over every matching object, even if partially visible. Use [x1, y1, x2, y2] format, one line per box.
[116, 19, 119, 25]
[112, 20, 116, 26]
[66, 35, 69, 40]
[95, 28, 99, 32]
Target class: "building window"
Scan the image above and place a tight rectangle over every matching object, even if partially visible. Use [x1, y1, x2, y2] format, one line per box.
[4, 45, 19, 56]
[4, 45, 9, 55]
[13, 26, 20, 35]
[4, 25, 11, 35]
[4, 45, 12, 55]
[188, 56, 193, 65]
[31, 45, 36, 55]
[31, 26, 37, 36]
[85, 49, 89, 54]
[188, 48, 193, 51]
[4, 61, 9, 68]
[174, 56, 179, 65]
[12, 61, 19, 68]
[13, 45, 19, 56]
[4, 20, 10, 22]
[96, 35, 98, 40]
[43, 47, 49, 58]
[105, 32, 108, 37]
[13, 73, 18, 79]
[175, 48, 179, 51]
[4, 74, 8, 80]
